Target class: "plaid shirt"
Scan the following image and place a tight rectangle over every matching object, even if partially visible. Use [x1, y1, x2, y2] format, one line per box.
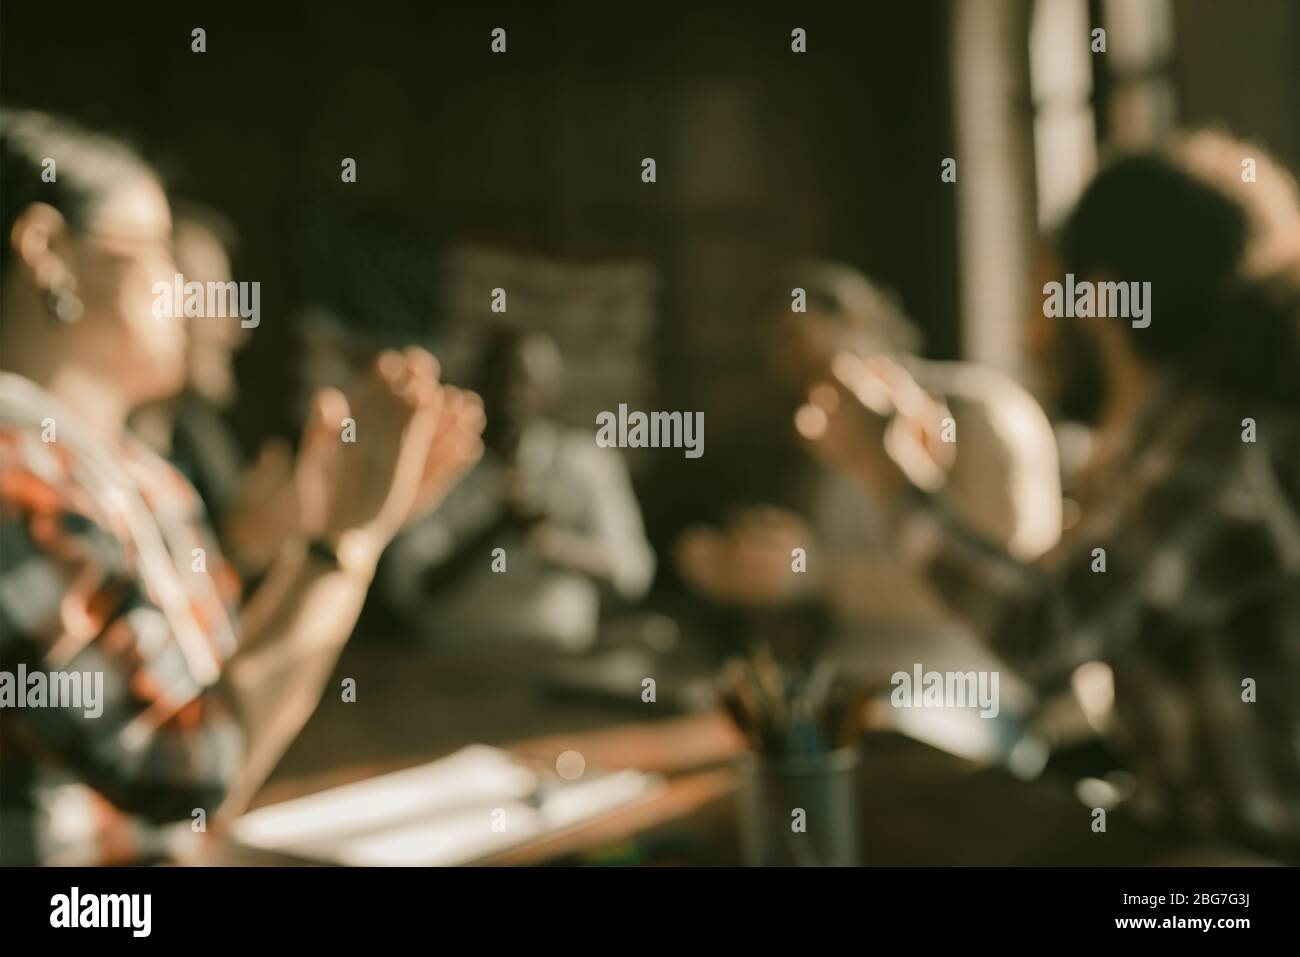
[0, 373, 245, 865]
[912, 376, 1300, 858]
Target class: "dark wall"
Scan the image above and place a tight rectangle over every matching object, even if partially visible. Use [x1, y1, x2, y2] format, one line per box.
[1173, 0, 1300, 171]
[0, 0, 960, 544]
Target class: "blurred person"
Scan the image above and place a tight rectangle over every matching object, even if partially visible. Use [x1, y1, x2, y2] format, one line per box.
[1022, 244, 1119, 541]
[676, 264, 1061, 634]
[800, 131, 1300, 860]
[131, 202, 298, 576]
[0, 111, 484, 864]
[383, 326, 654, 652]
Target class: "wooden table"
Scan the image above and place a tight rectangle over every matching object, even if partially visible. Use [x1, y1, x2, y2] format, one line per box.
[210, 641, 1183, 866]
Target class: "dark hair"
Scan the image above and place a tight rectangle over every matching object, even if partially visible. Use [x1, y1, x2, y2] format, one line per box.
[473, 325, 562, 396]
[1060, 131, 1300, 403]
[0, 109, 157, 276]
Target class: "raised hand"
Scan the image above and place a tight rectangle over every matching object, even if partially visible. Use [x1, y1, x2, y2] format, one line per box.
[222, 437, 299, 574]
[293, 347, 479, 573]
[796, 351, 954, 497]
[408, 383, 485, 523]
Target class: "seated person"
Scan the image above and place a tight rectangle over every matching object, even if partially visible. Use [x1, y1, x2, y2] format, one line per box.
[677, 264, 1062, 631]
[0, 111, 484, 864]
[382, 327, 654, 652]
[800, 131, 1300, 861]
[131, 202, 299, 579]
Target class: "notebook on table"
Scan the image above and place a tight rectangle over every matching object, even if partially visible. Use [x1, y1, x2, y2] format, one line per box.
[232, 745, 663, 866]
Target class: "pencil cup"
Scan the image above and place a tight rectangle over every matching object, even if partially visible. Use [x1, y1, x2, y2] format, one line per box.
[737, 747, 861, 866]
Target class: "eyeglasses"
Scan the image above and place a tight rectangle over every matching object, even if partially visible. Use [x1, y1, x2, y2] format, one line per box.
[78, 226, 179, 270]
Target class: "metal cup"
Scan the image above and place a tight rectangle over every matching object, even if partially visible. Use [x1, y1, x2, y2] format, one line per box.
[737, 747, 861, 866]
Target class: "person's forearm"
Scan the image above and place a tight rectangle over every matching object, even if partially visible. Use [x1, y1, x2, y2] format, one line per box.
[888, 496, 1074, 680]
[218, 540, 373, 819]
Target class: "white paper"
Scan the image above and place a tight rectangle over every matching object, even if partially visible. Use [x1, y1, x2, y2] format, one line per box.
[233, 745, 661, 866]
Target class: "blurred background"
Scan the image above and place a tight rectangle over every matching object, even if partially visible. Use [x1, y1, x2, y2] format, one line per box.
[3, 0, 1298, 865]
[9, 0, 1295, 552]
